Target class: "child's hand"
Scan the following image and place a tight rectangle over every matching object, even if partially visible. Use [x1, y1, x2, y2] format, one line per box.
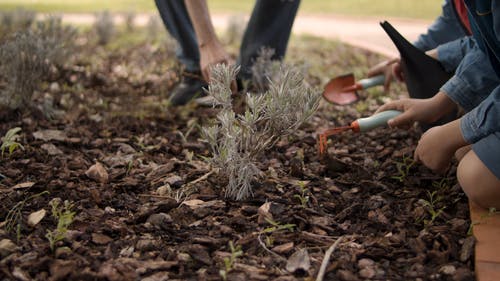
[414, 119, 468, 173]
[375, 92, 457, 128]
[367, 57, 401, 91]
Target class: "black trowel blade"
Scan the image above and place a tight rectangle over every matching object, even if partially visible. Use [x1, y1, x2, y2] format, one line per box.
[380, 21, 453, 100]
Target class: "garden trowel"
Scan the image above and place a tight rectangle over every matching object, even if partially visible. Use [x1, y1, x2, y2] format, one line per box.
[380, 21, 453, 100]
[322, 74, 385, 105]
[380, 21, 456, 127]
[318, 110, 401, 155]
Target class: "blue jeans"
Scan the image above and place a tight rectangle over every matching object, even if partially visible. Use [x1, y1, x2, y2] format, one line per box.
[154, 0, 301, 78]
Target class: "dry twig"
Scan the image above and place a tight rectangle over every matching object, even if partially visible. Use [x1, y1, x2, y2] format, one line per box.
[316, 236, 344, 281]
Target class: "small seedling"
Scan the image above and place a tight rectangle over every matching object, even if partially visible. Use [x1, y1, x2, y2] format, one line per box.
[4, 191, 49, 242]
[1, 127, 24, 157]
[45, 198, 76, 252]
[420, 190, 446, 226]
[262, 218, 296, 234]
[219, 241, 243, 281]
[391, 155, 415, 182]
[293, 181, 310, 208]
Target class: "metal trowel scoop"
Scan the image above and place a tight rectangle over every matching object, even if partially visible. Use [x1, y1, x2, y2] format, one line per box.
[322, 74, 385, 105]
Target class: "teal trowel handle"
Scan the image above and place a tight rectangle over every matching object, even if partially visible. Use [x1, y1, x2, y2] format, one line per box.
[352, 110, 402, 132]
[357, 75, 385, 89]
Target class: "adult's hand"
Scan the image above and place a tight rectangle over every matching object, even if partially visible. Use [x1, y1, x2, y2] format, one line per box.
[199, 39, 234, 82]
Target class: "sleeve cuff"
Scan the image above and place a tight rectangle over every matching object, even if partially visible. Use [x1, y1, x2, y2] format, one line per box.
[440, 75, 477, 111]
[460, 111, 482, 143]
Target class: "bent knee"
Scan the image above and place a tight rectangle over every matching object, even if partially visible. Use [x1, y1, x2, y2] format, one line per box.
[458, 151, 500, 209]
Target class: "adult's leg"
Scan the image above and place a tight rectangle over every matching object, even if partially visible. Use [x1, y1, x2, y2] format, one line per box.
[457, 134, 500, 209]
[154, 0, 200, 72]
[238, 0, 301, 78]
[154, 0, 207, 105]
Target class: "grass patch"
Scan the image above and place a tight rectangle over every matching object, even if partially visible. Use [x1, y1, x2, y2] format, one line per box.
[1, 0, 442, 19]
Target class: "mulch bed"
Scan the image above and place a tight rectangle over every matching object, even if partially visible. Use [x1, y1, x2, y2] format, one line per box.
[0, 30, 474, 281]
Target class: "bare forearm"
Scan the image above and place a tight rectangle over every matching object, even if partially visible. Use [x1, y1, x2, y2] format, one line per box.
[184, 0, 219, 47]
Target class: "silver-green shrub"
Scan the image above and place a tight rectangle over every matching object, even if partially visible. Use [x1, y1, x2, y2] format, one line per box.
[33, 16, 77, 67]
[0, 30, 50, 109]
[202, 64, 320, 200]
[94, 10, 114, 45]
[0, 16, 76, 110]
[0, 8, 36, 39]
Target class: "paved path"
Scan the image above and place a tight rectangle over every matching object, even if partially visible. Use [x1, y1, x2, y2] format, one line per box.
[60, 13, 431, 58]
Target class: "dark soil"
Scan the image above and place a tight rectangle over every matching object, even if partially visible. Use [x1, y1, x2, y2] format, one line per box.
[0, 29, 474, 281]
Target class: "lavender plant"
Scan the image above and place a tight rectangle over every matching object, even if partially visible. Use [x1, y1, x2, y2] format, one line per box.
[0, 8, 36, 39]
[94, 10, 114, 45]
[33, 15, 77, 67]
[0, 16, 76, 110]
[0, 30, 50, 109]
[202, 64, 320, 200]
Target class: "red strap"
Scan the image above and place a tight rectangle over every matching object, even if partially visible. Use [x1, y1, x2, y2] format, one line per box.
[454, 0, 472, 35]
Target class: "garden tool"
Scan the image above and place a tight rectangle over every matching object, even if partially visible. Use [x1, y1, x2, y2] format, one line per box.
[380, 21, 457, 129]
[380, 21, 453, 100]
[318, 110, 402, 156]
[322, 74, 385, 105]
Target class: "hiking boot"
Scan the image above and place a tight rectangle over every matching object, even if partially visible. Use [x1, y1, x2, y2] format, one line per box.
[169, 71, 208, 106]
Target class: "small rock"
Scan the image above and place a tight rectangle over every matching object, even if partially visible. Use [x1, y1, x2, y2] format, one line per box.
[92, 233, 113, 245]
[460, 236, 475, 262]
[50, 82, 60, 92]
[272, 242, 294, 254]
[147, 213, 172, 227]
[358, 258, 375, 269]
[257, 202, 285, 224]
[0, 239, 17, 257]
[156, 184, 171, 196]
[120, 246, 134, 257]
[104, 207, 115, 214]
[359, 267, 376, 279]
[177, 252, 191, 262]
[55, 246, 72, 259]
[439, 265, 456, 275]
[165, 175, 183, 188]
[136, 239, 160, 251]
[85, 162, 109, 183]
[286, 249, 310, 273]
[27, 209, 46, 227]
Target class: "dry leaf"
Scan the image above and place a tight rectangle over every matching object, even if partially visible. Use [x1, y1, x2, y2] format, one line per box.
[33, 129, 67, 142]
[12, 182, 35, 190]
[27, 209, 46, 227]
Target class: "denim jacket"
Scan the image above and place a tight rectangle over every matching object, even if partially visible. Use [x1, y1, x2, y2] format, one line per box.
[444, 0, 500, 144]
[414, 0, 469, 52]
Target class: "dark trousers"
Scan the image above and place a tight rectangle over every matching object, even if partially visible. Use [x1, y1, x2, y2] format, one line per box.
[154, 0, 300, 78]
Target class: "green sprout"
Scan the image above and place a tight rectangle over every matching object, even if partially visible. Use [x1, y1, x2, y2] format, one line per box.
[219, 241, 243, 281]
[1, 127, 24, 157]
[420, 190, 446, 226]
[391, 155, 415, 182]
[293, 181, 310, 208]
[262, 218, 296, 234]
[45, 199, 76, 252]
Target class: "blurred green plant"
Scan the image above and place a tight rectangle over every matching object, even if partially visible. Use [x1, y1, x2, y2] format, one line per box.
[45, 198, 76, 252]
[1, 127, 24, 157]
[219, 241, 243, 281]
